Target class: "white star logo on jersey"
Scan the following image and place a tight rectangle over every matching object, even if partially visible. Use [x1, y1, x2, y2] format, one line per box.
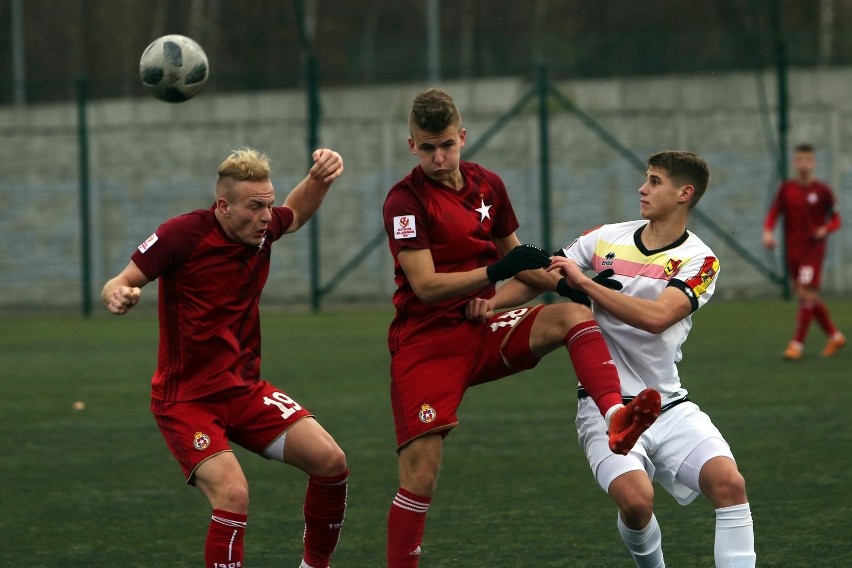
[475, 198, 492, 222]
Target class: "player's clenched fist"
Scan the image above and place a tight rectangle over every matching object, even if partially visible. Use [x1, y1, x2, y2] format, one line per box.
[103, 285, 141, 315]
[309, 148, 344, 183]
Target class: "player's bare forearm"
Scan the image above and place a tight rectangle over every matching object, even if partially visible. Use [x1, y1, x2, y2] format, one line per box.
[398, 248, 492, 304]
[284, 149, 343, 232]
[514, 266, 560, 294]
[490, 277, 546, 310]
[412, 267, 493, 304]
[548, 256, 688, 334]
[101, 261, 149, 315]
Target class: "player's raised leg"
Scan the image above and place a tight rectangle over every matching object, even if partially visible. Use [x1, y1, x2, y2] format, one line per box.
[522, 303, 661, 454]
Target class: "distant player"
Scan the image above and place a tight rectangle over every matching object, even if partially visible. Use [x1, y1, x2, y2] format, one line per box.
[382, 87, 661, 567]
[489, 151, 756, 566]
[763, 143, 845, 360]
[101, 147, 348, 568]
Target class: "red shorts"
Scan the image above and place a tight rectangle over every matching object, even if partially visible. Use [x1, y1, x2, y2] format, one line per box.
[787, 250, 825, 288]
[390, 305, 545, 449]
[151, 380, 312, 483]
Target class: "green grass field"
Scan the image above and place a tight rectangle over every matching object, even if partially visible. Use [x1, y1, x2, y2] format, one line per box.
[2, 299, 851, 567]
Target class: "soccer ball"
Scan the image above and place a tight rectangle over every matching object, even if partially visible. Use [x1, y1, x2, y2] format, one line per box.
[139, 34, 209, 103]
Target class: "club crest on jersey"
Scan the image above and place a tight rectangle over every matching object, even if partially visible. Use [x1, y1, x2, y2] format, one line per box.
[394, 215, 416, 239]
[684, 256, 720, 297]
[665, 258, 684, 277]
[137, 232, 159, 254]
[193, 431, 211, 451]
[418, 404, 437, 424]
[602, 251, 616, 266]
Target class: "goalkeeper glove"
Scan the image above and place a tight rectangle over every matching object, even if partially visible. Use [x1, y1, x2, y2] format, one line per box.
[556, 269, 623, 306]
[486, 244, 551, 283]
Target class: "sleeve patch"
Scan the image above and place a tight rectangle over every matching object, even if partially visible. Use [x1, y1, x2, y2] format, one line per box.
[137, 232, 159, 254]
[393, 215, 417, 239]
[684, 256, 719, 297]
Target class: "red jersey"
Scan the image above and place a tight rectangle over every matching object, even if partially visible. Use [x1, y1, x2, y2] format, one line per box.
[131, 205, 294, 401]
[764, 179, 841, 258]
[382, 160, 519, 352]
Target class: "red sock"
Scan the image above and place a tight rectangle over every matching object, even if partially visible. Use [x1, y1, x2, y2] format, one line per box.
[794, 301, 815, 343]
[303, 470, 349, 568]
[206, 509, 247, 567]
[564, 321, 623, 415]
[812, 300, 838, 336]
[387, 488, 431, 567]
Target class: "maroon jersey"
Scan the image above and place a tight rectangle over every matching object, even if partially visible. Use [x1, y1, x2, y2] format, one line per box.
[764, 179, 841, 259]
[131, 205, 294, 401]
[382, 161, 519, 351]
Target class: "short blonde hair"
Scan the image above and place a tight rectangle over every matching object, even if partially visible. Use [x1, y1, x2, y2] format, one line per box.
[216, 147, 270, 197]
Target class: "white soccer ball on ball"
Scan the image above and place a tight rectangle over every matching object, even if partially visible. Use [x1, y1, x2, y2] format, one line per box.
[139, 34, 209, 103]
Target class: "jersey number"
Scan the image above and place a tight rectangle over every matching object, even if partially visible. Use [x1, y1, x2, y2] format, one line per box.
[489, 308, 530, 332]
[263, 391, 302, 420]
[797, 265, 814, 286]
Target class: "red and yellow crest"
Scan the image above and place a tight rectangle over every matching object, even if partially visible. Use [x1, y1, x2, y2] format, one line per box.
[193, 431, 211, 451]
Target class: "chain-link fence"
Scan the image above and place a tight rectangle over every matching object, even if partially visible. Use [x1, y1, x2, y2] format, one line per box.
[2, 68, 851, 314]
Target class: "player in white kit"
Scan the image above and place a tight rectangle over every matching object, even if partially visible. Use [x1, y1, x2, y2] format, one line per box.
[466, 151, 755, 567]
[549, 151, 756, 567]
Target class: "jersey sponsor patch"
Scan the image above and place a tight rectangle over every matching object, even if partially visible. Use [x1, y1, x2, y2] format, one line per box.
[393, 215, 417, 239]
[137, 232, 159, 254]
[664, 258, 684, 277]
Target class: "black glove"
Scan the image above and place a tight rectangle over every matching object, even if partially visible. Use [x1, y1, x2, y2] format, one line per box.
[556, 269, 623, 306]
[486, 244, 551, 283]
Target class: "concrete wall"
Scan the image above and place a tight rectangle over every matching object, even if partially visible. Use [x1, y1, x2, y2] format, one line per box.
[2, 69, 851, 312]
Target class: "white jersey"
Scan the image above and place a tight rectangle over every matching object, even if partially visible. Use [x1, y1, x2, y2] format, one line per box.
[560, 219, 720, 400]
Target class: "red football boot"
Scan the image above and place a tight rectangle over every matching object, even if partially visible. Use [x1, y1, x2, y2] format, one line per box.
[608, 388, 662, 455]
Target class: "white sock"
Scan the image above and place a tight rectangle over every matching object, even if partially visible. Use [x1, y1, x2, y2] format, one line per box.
[714, 503, 756, 568]
[605, 403, 624, 428]
[300, 561, 316, 568]
[618, 513, 665, 568]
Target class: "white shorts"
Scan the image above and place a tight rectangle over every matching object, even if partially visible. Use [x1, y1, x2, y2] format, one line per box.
[576, 397, 735, 505]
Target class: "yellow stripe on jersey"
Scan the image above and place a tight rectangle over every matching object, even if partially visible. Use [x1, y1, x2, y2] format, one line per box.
[592, 241, 689, 281]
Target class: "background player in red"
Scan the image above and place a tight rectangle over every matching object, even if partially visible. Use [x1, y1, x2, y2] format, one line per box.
[101, 147, 348, 568]
[381, 87, 661, 567]
[762, 143, 845, 360]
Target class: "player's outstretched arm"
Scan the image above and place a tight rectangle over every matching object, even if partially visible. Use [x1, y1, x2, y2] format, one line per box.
[101, 261, 149, 315]
[548, 256, 690, 334]
[284, 148, 344, 233]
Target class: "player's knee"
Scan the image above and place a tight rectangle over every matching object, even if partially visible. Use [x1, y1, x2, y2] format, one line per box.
[707, 469, 747, 506]
[543, 302, 593, 336]
[616, 486, 655, 525]
[217, 482, 250, 513]
[405, 468, 439, 496]
[311, 443, 348, 478]
[399, 458, 440, 496]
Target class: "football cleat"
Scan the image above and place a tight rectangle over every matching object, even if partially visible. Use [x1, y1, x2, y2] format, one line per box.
[608, 388, 661, 455]
[822, 333, 846, 358]
[784, 341, 804, 361]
